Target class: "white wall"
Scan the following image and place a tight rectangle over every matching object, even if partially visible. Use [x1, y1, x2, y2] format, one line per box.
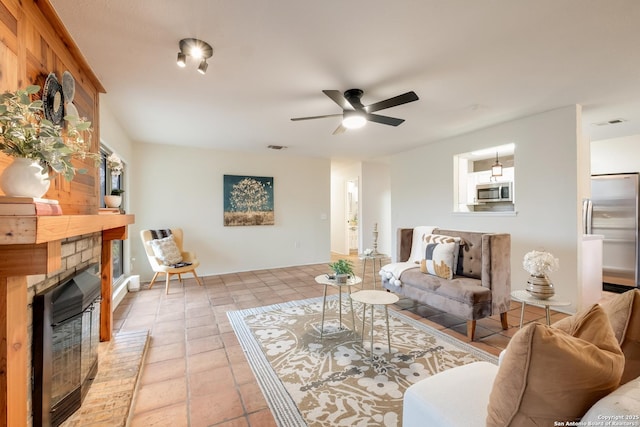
[99, 97, 135, 275]
[100, 97, 134, 164]
[329, 161, 392, 257]
[330, 162, 361, 254]
[361, 161, 391, 256]
[130, 143, 331, 280]
[390, 106, 585, 310]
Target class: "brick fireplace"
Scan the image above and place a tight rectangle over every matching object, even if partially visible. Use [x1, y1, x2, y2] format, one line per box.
[26, 234, 102, 426]
[0, 214, 134, 426]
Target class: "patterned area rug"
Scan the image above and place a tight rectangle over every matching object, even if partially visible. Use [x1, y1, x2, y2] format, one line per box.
[227, 295, 497, 427]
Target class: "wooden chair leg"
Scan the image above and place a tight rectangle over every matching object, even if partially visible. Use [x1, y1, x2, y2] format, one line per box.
[148, 272, 161, 289]
[177, 273, 183, 283]
[466, 320, 476, 341]
[191, 269, 202, 286]
[500, 312, 509, 330]
[165, 272, 171, 294]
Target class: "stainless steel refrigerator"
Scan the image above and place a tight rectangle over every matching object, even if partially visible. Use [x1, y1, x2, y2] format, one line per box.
[586, 173, 640, 291]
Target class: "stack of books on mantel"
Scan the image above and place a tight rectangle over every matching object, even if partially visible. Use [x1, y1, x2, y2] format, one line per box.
[98, 207, 121, 215]
[0, 196, 62, 216]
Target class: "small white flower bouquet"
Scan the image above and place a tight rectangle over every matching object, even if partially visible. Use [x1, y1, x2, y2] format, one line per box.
[522, 250, 559, 277]
[107, 153, 123, 176]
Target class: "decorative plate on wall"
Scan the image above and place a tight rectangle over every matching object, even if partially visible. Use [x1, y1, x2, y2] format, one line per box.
[43, 73, 64, 125]
[62, 71, 75, 103]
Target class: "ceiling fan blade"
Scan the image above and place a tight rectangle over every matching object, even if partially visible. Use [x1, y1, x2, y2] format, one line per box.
[366, 113, 405, 126]
[323, 90, 354, 110]
[291, 113, 342, 121]
[332, 124, 347, 135]
[366, 91, 419, 113]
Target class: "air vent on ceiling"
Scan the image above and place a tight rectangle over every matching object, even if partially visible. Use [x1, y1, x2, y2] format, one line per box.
[267, 145, 287, 150]
[593, 118, 627, 126]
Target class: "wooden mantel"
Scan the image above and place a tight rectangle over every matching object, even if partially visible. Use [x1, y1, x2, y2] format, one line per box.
[0, 214, 134, 427]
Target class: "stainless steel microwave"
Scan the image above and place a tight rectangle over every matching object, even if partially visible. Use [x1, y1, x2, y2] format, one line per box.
[476, 182, 513, 202]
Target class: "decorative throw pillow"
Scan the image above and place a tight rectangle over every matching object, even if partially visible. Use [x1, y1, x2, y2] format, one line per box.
[419, 234, 461, 279]
[556, 289, 640, 385]
[148, 235, 183, 266]
[486, 304, 624, 426]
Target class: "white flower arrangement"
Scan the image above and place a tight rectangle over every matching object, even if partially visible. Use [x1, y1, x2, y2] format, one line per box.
[106, 153, 123, 176]
[522, 250, 559, 277]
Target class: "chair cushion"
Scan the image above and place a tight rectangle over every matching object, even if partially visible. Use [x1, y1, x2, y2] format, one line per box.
[148, 234, 183, 265]
[486, 304, 624, 427]
[419, 234, 461, 280]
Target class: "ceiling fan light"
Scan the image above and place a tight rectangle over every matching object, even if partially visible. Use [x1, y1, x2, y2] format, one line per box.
[176, 52, 187, 67]
[197, 59, 208, 75]
[342, 112, 366, 129]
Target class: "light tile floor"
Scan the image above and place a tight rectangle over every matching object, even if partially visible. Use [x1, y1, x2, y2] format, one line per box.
[110, 255, 578, 426]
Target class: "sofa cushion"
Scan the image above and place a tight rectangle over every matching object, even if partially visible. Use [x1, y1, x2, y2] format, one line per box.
[420, 234, 461, 279]
[554, 289, 640, 385]
[486, 304, 624, 426]
[148, 234, 183, 265]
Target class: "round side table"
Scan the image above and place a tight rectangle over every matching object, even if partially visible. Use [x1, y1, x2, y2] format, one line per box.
[314, 275, 362, 338]
[511, 289, 571, 327]
[358, 252, 388, 289]
[350, 289, 399, 358]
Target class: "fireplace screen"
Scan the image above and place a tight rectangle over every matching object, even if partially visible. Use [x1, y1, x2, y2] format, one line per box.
[33, 264, 102, 427]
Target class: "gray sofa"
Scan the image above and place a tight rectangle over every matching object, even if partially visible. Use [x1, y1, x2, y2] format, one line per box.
[381, 227, 511, 340]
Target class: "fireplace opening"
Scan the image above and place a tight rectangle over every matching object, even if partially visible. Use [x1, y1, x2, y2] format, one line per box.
[32, 264, 102, 427]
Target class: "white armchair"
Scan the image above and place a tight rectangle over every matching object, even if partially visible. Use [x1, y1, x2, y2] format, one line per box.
[140, 228, 202, 294]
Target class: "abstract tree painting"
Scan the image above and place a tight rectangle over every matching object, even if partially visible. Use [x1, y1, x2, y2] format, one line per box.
[223, 175, 274, 226]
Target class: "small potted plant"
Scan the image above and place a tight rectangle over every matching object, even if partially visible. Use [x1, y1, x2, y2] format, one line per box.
[104, 188, 124, 208]
[328, 259, 354, 283]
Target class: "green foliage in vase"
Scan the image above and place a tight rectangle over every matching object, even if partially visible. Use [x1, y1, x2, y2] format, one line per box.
[0, 85, 99, 181]
[328, 259, 354, 276]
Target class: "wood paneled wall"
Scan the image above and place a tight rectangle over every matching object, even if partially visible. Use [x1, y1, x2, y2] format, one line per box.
[0, 0, 105, 214]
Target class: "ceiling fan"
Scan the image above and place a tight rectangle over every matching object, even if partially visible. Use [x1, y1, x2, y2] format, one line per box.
[291, 89, 419, 135]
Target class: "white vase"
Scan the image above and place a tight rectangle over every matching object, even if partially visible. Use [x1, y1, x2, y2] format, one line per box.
[0, 157, 51, 198]
[526, 275, 555, 299]
[104, 195, 122, 208]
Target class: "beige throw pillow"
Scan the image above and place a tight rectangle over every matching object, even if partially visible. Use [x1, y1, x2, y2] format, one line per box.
[486, 304, 624, 427]
[148, 234, 183, 265]
[554, 289, 640, 385]
[419, 234, 461, 279]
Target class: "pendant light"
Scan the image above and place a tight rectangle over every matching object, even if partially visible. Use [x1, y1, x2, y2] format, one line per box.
[491, 152, 503, 178]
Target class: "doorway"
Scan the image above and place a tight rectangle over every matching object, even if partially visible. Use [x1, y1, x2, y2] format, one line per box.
[346, 178, 359, 254]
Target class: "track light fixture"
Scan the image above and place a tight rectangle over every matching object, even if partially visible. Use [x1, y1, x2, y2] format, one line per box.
[176, 52, 186, 67]
[197, 59, 208, 75]
[177, 38, 213, 74]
